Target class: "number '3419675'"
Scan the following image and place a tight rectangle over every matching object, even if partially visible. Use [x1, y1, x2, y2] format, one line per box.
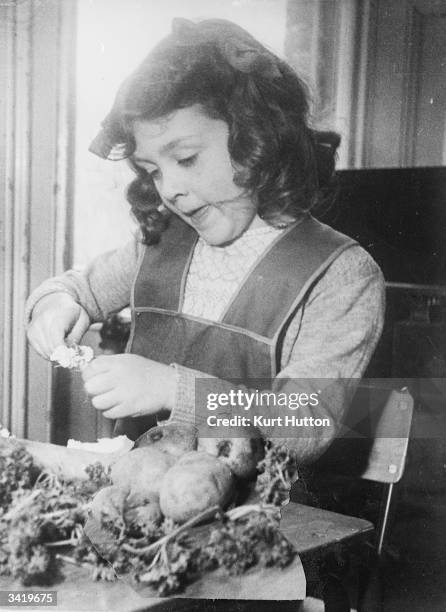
[0, 591, 56, 606]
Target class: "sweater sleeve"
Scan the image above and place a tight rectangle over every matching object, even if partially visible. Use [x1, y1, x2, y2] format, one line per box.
[168, 245, 385, 463]
[25, 235, 143, 323]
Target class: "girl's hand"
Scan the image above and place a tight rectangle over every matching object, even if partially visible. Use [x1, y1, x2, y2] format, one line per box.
[82, 354, 177, 419]
[27, 293, 91, 359]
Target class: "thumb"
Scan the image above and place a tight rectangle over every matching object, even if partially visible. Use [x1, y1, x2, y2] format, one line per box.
[66, 308, 91, 345]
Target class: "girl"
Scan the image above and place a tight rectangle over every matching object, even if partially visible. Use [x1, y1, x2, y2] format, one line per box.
[26, 18, 385, 464]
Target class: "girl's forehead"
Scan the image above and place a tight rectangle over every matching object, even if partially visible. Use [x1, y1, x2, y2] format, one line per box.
[133, 105, 228, 156]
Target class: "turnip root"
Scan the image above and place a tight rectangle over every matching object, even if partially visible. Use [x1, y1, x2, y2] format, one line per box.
[88, 484, 129, 524]
[111, 447, 175, 501]
[198, 427, 265, 479]
[124, 500, 163, 530]
[159, 451, 235, 523]
[135, 423, 198, 457]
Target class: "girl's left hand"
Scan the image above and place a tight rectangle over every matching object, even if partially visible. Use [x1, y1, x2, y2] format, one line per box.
[82, 354, 177, 420]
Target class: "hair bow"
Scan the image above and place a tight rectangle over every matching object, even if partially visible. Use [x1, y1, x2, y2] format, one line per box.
[171, 17, 282, 80]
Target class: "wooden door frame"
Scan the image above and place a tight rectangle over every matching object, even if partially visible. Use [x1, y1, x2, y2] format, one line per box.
[0, 0, 76, 441]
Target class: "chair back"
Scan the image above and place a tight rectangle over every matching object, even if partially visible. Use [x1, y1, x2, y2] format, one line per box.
[360, 387, 413, 484]
[304, 384, 415, 570]
[313, 384, 414, 486]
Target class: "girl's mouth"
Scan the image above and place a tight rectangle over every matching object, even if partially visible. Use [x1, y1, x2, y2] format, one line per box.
[188, 204, 212, 222]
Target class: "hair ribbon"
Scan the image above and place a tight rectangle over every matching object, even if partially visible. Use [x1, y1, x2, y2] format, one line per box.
[171, 17, 282, 79]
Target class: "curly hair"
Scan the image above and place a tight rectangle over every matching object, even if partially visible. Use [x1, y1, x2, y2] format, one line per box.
[89, 19, 339, 245]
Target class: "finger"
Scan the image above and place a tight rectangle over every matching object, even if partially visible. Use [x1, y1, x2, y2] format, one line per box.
[92, 355, 121, 368]
[66, 309, 90, 345]
[65, 328, 83, 346]
[35, 317, 69, 356]
[81, 356, 115, 381]
[47, 328, 69, 356]
[102, 404, 135, 420]
[84, 373, 115, 396]
[91, 391, 121, 411]
[27, 324, 59, 360]
[101, 407, 122, 420]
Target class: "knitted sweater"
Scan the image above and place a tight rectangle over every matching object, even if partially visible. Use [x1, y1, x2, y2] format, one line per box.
[26, 222, 385, 462]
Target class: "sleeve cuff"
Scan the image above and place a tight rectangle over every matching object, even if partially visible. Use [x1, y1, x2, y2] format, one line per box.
[166, 363, 195, 425]
[168, 363, 219, 426]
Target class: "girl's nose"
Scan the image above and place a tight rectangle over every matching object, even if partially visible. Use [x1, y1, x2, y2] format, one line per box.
[157, 170, 188, 204]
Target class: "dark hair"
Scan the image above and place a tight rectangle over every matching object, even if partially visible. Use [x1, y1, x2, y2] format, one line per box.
[89, 19, 339, 245]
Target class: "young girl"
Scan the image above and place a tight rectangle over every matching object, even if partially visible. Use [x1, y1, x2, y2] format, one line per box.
[26, 18, 385, 464]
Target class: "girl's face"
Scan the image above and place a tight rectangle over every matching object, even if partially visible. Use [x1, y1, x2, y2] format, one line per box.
[132, 105, 262, 245]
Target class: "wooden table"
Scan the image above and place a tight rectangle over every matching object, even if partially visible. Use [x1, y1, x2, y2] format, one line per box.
[280, 501, 373, 554]
[0, 503, 373, 611]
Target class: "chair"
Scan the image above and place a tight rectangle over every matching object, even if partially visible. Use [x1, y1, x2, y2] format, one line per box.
[298, 383, 414, 612]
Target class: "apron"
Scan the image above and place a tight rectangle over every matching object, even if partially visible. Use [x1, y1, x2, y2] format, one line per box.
[114, 214, 356, 439]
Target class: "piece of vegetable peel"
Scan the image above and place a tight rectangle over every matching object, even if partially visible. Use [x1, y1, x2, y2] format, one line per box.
[67, 435, 134, 454]
[50, 344, 94, 369]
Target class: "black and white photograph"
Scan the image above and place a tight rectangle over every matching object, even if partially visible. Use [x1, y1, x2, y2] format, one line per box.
[0, 1, 445, 610]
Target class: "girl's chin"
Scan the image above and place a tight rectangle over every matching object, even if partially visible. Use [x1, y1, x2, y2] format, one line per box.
[187, 212, 231, 245]
[185, 208, 256, 245]
[195, 221, 238, 246]
[198, 230, 233, 246]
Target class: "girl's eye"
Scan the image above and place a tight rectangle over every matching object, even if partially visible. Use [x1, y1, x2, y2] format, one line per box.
[177, 154, 197, 168]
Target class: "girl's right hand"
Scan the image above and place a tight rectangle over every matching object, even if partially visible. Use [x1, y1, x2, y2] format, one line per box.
[27, 293, 91, 359]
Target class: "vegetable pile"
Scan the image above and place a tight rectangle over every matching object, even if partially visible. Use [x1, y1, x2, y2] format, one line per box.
[0, 431, 299, 596]
[0, 446, 110, 585]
